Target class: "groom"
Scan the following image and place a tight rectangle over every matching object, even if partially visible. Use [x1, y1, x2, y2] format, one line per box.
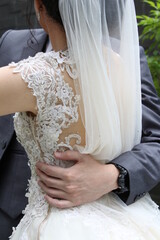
[0, 29, 160, 239]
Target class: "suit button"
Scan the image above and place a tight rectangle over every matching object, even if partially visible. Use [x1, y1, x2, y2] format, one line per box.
[1, 140, 7, 150]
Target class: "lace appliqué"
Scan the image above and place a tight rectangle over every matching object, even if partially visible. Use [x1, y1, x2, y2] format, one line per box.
[9, 51, 81, 240]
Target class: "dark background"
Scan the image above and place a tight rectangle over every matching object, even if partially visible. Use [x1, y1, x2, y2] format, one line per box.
[0, 0, 154, 49]
[0, 0, 38, 37]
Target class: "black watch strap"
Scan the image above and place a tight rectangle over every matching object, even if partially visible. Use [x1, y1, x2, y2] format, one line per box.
[112, 163, 129, 194]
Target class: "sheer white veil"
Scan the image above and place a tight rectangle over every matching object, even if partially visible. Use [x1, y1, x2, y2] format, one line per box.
[59, 0, 142, 161]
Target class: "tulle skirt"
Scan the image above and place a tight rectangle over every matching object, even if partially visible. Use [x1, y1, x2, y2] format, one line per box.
[11, 193, 160, 240]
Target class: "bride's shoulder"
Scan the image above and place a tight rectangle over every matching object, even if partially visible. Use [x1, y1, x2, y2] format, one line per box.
[9, 50, 78, 92]
[29, 50, 78, 79]
[9, 50, 70, 70]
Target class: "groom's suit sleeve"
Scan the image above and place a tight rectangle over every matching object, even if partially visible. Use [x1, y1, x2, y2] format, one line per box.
[112, 47, 160, 205]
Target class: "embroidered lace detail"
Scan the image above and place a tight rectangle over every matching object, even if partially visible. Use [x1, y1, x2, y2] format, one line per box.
[9, 51, 81, 239]
[8, 51, 160, 240]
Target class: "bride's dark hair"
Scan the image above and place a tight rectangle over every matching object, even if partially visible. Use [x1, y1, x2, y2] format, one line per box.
[41, 0, 63, 26]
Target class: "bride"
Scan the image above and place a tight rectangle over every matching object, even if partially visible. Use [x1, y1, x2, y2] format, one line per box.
[0, 0, 160, 239]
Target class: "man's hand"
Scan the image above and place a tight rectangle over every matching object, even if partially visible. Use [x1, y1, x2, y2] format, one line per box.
[36, 150, 119, 209]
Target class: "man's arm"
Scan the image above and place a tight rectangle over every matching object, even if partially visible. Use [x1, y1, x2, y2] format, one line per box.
[112, 47, 160, 204]
[36, 46, 160, 208]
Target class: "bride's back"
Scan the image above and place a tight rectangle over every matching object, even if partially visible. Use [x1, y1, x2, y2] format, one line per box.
[12, 50, 86, 167]
[58, 62, 86, 150]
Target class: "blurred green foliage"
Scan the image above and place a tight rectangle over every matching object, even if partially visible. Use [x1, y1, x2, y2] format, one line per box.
[137, 0, 160, 96]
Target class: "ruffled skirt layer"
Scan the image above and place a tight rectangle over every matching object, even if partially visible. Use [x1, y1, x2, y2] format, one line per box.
[10, 193, 160, 240]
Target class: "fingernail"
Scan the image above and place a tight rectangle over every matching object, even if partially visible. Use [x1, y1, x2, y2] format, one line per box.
[44, 195, 49, 202]
[38, 180, 41, 185]
[36, 162, 40, 167]
[54, 152, 61, 158]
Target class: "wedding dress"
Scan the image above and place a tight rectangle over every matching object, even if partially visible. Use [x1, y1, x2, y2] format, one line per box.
[9, 50, 160, 240]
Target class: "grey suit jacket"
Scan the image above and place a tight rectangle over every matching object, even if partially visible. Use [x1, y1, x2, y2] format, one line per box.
[0, 29, 47, 219]
[0, 29, 159, 220]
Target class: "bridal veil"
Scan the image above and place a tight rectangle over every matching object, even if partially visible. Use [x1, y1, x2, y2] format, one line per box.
[59, 0, 142, 161]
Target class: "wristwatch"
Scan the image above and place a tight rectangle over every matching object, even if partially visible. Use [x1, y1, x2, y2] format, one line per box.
[112, 163, 129, 194]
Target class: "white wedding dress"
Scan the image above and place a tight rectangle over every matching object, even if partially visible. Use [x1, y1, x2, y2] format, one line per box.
[9, 51, 160, 240]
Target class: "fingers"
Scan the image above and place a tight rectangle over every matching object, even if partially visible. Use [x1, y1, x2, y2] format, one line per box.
[36, 168, 65, 190]
[39, 181, 67, 200]
[54, 150, 84, 162]
[36, 162, 67, 180]
[45, 195, 75, 209]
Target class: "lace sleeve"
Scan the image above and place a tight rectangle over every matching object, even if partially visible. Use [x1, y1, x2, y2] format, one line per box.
[9, 52, 59, 114]
[9, 52, 80, 124]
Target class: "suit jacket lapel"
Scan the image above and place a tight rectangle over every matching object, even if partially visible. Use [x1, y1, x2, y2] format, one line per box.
[0, 114, 14, 159]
